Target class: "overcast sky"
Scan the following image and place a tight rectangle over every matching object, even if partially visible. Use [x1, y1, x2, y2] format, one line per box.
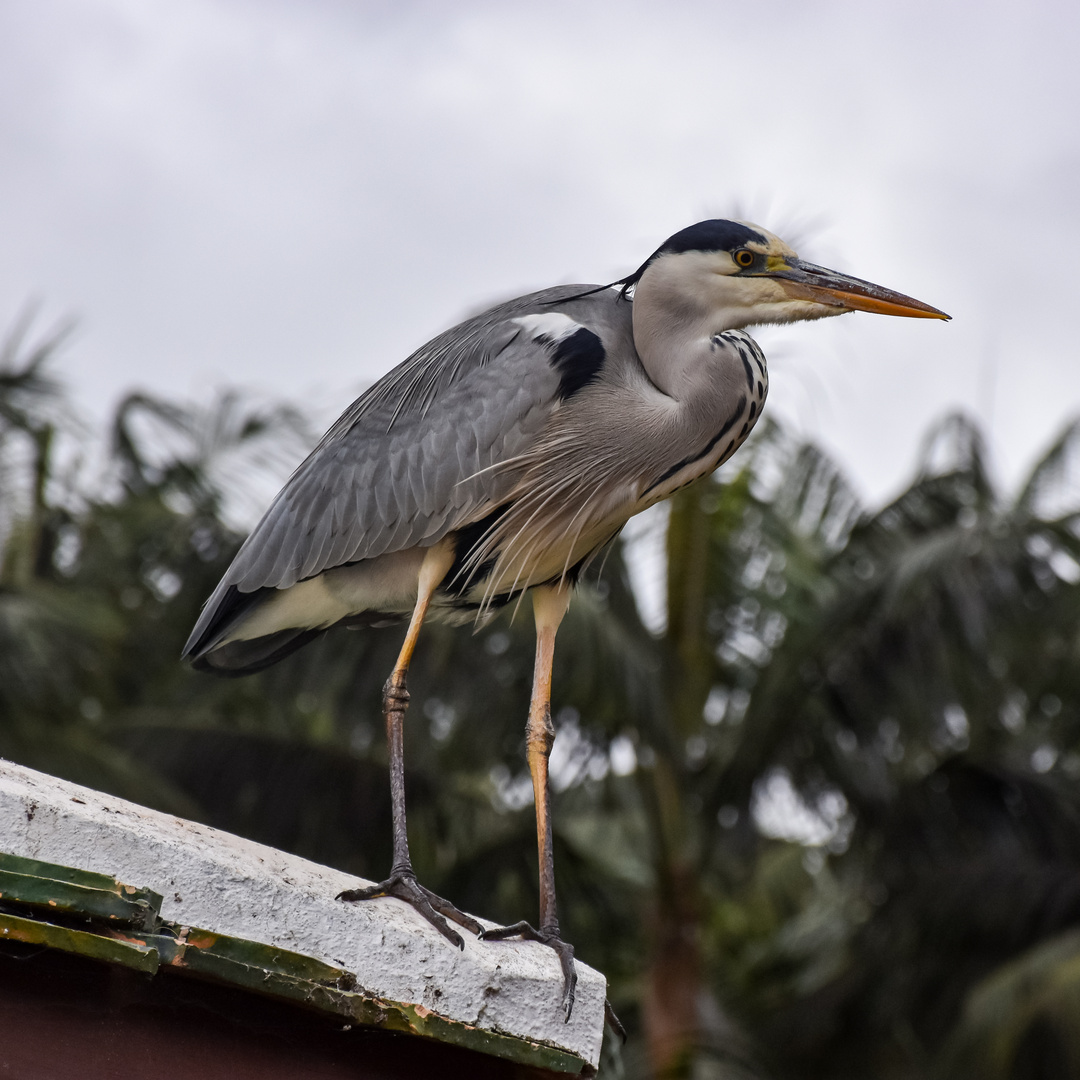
[3, 0, 1079, 512]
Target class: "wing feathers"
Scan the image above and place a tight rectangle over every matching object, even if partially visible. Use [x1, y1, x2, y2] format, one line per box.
[184, 285, 635, 659]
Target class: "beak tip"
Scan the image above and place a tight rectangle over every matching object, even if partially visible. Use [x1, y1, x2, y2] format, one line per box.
[780, 259, 950, 322]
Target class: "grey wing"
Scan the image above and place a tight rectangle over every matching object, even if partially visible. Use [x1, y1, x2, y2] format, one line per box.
[230, 328, 553, 589]
[184, 285, 627, 654]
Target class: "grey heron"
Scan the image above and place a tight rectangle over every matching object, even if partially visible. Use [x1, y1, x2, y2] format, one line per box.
[183, 219, 948, 1020]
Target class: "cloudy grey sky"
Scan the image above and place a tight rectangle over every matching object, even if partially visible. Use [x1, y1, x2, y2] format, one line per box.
[3, 0, 1078, 509]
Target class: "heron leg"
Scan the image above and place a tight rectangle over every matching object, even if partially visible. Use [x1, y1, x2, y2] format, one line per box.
[337, 544, 482, 949]
[481, 584, 579, 1020]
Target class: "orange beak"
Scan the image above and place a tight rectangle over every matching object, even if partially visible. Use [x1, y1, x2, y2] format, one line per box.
[770, 259, 950, 320]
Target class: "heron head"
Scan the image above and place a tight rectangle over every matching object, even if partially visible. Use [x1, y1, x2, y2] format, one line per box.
[628, 219, 949, 329]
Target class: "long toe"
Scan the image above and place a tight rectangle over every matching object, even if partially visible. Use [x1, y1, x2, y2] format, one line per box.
[337, 870, 480, 950]
[419, 885, 484, 938]
[478, 920, 534, 942]
[479, 921, 577, 1022]
[604, 1000, 627, 1043]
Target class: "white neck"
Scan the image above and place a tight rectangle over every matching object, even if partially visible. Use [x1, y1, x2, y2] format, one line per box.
[631, 250, 838, 399]
[631, 254, 743, 399]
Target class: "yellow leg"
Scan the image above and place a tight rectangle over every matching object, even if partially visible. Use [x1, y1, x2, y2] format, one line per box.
[338, 542, 483, 948]
[482, 583, 578, 1021]
[382, 545, 450, 874]
[389, 543, 449, 686]
[528, 584, 571, 931]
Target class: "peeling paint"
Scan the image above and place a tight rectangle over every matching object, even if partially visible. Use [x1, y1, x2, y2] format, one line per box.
[0, 761, 605, 1069]
[0, 847, 589, 1075]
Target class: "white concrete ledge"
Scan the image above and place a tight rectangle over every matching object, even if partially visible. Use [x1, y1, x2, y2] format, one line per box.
[0, 759, 605, 1068]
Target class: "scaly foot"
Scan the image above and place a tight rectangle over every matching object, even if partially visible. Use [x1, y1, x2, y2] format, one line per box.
[338, 868, 482, 950]
[480, 920, 577, 1020]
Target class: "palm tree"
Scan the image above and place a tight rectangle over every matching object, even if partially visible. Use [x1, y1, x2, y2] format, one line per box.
[9, 309, 1080, 1079]
[664, 414, 1080, 1079]
[0, 311, 120, 780]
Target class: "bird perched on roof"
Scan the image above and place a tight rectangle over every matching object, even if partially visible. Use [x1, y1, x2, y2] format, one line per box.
[184, 218, 948, 1021]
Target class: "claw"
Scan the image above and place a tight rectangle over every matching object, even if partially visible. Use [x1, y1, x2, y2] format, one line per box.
[604, 999, 627, 1043]
[338, 869, 482, 950]
[480, 920, 577, 1021]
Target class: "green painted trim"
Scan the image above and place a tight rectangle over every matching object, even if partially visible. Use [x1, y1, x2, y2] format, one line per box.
[0, 911, 160, 974]
[0, 849, 590, 1075]
[339, 993, 589, 1074]
[0, 851, 124, 891]
[156, 925, 355, 987]
[142, 925, 586, 1074]
[0, 868, 160, 927]
[0, 850, 163, 928]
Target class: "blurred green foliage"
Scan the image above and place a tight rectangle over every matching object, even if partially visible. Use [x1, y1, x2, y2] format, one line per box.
[4, 314, 1080, 1079]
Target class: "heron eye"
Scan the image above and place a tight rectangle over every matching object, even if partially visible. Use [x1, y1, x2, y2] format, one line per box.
[733, 249, 755, 268]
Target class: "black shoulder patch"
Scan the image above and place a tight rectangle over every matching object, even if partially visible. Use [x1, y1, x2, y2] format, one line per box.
[550, 327, 606, 400]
